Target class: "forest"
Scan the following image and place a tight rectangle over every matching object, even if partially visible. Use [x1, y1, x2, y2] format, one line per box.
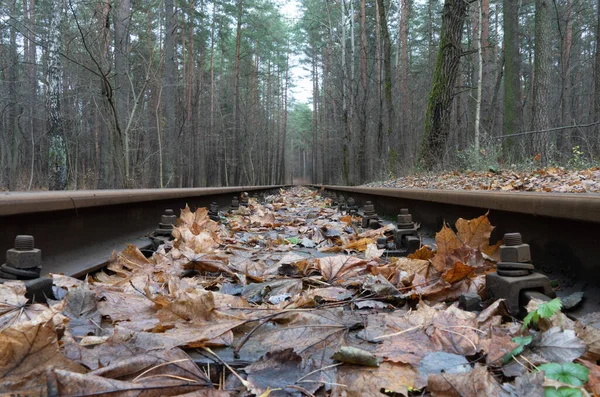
[0, 0, 598, 190]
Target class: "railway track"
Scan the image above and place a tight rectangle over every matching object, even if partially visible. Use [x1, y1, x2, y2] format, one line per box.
[1, 184, 599, 314]
[0, 186, 285, 278]
[2, 185, 600, 395]
[314, 185, 600, 316]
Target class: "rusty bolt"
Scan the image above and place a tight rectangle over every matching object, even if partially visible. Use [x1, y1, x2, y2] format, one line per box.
[209, 202, 219, 214]
[499, 233, 531, 263]
[231, 196, 240, 209]
[6, 235, 42, 270]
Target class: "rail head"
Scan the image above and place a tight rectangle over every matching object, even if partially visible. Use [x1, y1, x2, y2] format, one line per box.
[0, 185, 287, 216]
[313, 185, 600, 223]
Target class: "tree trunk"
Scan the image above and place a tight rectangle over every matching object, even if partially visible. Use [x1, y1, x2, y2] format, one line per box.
[559, 0, 573, 154]
[399, 0, 411, 136]
[358, 0, 368, 183]
[164, 0, 176, 187]
[377, 0, 394, 172]
[114, 0, 131, 184]
[503, 0, 522, 159]
[474, 0, 483, 155]
[233, 0, 243, 185]
[47, 0, 67, 190]
[532, 0, 552, 161]
[419, 0, 468, 170]
[8, 0, 19, 190]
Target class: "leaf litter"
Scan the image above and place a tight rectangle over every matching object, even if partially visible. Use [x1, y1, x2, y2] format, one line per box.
[0, 186, 597, 396]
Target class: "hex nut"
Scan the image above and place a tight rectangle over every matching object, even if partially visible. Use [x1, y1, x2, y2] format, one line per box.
[397, 214, 412, 224]
[6, 248, 42, 269]
[499, 244, 531, 263]
[161, 214, 177, 225]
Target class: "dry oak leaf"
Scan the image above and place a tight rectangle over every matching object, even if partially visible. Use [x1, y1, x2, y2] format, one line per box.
[331, 361, 425, 397]
[0, 309, 85, 393]
[427, 365, 505, 397]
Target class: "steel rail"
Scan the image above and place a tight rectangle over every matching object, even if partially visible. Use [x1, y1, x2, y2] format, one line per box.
[0, 185, 286, 277]
[0, 185, 285, 216]
[313, 185, 600, 223]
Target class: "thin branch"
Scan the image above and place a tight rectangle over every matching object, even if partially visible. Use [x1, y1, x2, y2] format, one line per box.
[492, 121, 600, 139]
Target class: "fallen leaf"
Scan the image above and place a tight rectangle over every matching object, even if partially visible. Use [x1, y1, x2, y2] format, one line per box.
[427, 365, 504, 397]
[317, 255, 367, 283]
[0, 309, 85, 393]
[456, 213, 494, 252]
[245, 348, 321, 396]
[442, 261, 475, 284]
[531, 327, 587, 363]
[331, 361, 425, 397]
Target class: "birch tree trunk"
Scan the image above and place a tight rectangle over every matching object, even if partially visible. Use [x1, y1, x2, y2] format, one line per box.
[474, 0, 483, 155]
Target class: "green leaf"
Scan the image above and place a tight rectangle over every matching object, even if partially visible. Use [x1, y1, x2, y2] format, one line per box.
[503, 335, 533, 364]
[512, 335, 533, 346]
[544, 386, 582, 397]
[537, 298, 563, 319]
[522, 311, 540, 330]
[285, 237, 301, 245]
[538, 363, 589, 387]
[522, 298, 561, 331]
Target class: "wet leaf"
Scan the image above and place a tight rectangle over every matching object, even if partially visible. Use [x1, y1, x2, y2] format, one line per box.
[531, 327, 587, 363]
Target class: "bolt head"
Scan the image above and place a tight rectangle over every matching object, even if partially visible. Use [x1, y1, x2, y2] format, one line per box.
[6, 248, 42, 269]
[499, 244, 531, 263]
